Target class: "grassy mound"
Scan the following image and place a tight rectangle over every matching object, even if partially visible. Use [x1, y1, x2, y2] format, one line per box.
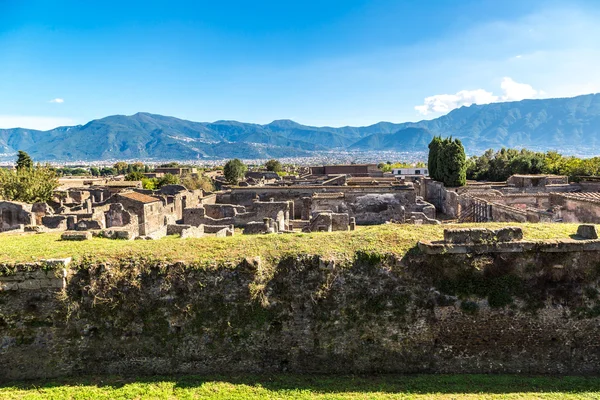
[0, 223, 582, 265]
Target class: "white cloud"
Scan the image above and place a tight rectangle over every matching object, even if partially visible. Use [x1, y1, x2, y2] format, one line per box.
[499, 77, 539, 101]
[415, 77, 542, 116]
[49, 98, 64, 104]
[0, 116, 77, 130]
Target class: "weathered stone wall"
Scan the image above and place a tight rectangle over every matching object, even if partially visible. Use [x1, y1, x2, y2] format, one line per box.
[490, 202, 528, 223]
[551, 194, 600, 223]
[3, 242, 600, 381]
[230, 186, 414, 219]
[0, 201, 34, 232]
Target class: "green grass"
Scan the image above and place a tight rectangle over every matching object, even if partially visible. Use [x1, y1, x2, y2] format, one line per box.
[0, 223, 583, 265]
[1, 374, 600, 399]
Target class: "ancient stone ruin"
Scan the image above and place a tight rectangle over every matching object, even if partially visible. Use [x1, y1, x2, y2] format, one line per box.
[0, 165, 440, 239]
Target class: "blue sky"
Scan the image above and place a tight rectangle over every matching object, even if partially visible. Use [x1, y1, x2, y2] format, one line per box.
[1, 0, 599, 129]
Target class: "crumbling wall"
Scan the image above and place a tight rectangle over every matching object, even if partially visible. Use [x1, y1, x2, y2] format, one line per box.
[490, 202, 528, 222]
[551, 194, 600, 223]
[349, 193, 407, 225]
[204, 204, 246, 219]
[3, 241, 600, 381]
[0, 201, 34, 232]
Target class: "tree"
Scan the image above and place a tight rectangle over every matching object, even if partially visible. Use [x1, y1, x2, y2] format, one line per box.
[90, 167, 100, 177]
[181, 174, 215, 192]
[441, 138, 467, 187]
[113, 162, 128, 174]
[100, 167, 117, 176]
[223, 159, 247, 184]
[157, 173, 180, 187]
[125, 171, 145, 181]
[0, 165, 59, 203]
[427, 136, 442, 181]
[16, 151, 33, 170]
[430, 136, 466, 187]
[142, 178, 158, 190]
[264, 159, 283, 172]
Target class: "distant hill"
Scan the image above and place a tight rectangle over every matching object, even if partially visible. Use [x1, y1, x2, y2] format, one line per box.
[349, 127, 433, 151]
[1, 93, 599, 161]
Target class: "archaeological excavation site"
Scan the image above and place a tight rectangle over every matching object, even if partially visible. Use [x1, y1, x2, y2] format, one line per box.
[3, 165, 600, 381]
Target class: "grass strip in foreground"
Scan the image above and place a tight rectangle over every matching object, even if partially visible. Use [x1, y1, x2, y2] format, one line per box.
[1, 374, 600, 399]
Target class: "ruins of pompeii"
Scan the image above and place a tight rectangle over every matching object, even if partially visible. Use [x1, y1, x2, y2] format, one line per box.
[3, 153, 600, 382]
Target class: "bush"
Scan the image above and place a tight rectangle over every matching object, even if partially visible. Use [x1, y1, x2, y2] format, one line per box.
[181, 174, 215, 192]
[157, 173, 180, 187]
[0, 165, 59, 203]
[125, 171, 145, 181]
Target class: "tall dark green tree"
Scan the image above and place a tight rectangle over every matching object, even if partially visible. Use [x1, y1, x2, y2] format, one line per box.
[428, 136, 467, 187]
[16, 150, 33, 170]
[427, 136, 442, 180]
[223, 159, 248, 184]
[440, 138, 467, 187]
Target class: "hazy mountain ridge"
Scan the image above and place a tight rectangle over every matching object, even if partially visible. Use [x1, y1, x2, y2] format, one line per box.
[1, 94, 599, 161]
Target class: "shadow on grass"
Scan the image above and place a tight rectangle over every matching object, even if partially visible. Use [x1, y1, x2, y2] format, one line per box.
[3, 374, 600, 395]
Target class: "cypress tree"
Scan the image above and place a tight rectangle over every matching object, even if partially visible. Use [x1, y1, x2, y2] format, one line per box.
[443, 138, 467, 187]
[427, 136, 442, 180]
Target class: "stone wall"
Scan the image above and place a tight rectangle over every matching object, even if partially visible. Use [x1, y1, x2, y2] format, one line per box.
[230, 185, 414, 219]
[550, 193, 600, 223]
[0, 201, 34, 232]
[3, 241, 600, 380]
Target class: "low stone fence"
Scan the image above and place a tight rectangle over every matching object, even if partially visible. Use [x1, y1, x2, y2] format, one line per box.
[419, 225, 599, 255]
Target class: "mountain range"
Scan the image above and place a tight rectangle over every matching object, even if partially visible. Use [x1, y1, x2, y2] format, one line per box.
[1, 93, 600, 161]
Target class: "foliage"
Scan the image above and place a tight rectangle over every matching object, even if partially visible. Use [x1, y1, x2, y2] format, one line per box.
[113, 161, 128, 174]
[160, 161, 180, 168]
[223, 159, 248, 184]
[378, 161, 426, 173]
[89, 167, 100, 176]
[465, 148, 600, 182]
[158, 173, 180, 187]
[2, 374, 600, 399]
[466, 148, 546, 182]
[428, 136, 442, 180]
[0, 164, 59, 203]
[124, 171, 145, 181]
[428, 137, 466, 187]
[181, 174, 215, 192]
[99, 167, 117, 176]
[264, 159, 283, 172]
[55, 167, 89, 176]
[141, 178, 157, 190]
[15, 151, 33, 170]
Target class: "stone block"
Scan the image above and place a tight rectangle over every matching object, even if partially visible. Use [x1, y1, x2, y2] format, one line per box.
[583, 240, 600, 251]
[444, 228, 494, 244]
[577, 224, 598, 240]
[494, 227, 524, 242]
[444, 244, 469, 254]
[213, 228, 229, 237]
[167, 224, 191, 236]
[24, 225, 46, 233]
[42, 258, 71, 269]
[42, 215, 67, 230]
[75, 219, 102, 231]
[61, 231, 92, 241]
[180, 226, 205, 239]
[244, 221, 268, 235]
